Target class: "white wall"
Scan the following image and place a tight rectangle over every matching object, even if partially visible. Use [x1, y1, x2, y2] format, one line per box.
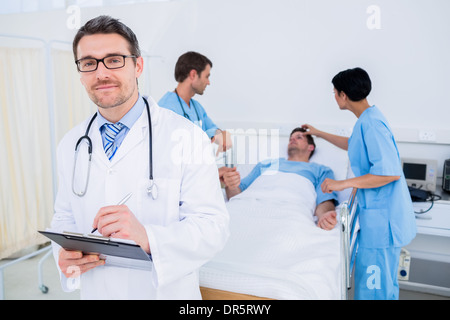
[143, 0, 450, 129]
[1, 0, 449, 176]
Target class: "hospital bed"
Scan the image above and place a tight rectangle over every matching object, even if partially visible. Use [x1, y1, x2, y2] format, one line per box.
[200, 131, 359, 300]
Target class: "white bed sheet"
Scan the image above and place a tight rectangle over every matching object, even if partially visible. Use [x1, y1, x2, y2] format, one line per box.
[200, 172, 341, 300]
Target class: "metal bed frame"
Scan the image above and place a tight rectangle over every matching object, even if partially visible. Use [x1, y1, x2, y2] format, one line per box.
[340, 188, 359, 300]
[0, 245, 52, 299]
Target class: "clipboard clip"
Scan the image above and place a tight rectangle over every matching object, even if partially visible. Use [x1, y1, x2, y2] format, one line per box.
[63, 231, 110, 241]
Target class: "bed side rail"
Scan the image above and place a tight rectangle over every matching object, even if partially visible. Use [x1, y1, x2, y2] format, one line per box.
[340, 188, 359, 300]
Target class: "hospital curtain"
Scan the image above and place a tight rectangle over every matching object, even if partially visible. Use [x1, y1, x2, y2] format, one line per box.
[0, 47, 54, 259]
[51, 49, 95, 145]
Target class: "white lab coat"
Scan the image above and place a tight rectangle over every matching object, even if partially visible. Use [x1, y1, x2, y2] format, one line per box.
[50, 96, 229, 299]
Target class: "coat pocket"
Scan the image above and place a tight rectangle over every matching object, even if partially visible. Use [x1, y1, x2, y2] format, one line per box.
[136, 177, 181, 225]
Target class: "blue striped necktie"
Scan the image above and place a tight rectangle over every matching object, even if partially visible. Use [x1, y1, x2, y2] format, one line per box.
[103, 122, 124, 160]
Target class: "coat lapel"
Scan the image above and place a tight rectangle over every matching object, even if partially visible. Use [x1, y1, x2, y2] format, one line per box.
[111, 111, 146, 164]
[90, 118, 111, 168]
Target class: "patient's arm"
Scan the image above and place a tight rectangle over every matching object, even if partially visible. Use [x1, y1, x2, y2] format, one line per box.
[221, 167, 242, 199]
[314, 200, 337, 230]
[226, 186, 242, 200]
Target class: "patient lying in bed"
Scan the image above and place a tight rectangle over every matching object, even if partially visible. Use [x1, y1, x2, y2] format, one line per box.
[220, 127, 338, 230]
[203, 128, 343, 299]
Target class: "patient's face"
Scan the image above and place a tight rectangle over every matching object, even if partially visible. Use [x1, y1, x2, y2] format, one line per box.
[288, 132, 310, 153]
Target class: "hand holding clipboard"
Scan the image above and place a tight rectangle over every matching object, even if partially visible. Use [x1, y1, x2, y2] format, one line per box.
[40, 192, 152, 277]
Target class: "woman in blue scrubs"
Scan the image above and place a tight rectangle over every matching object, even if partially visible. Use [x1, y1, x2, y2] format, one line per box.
[302, 67, 416, 300]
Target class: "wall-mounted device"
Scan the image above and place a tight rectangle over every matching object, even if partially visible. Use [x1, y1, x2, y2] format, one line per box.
[401, 158, 437, 192]
[398, 248, 411, 281]
[443, 159, 450, 193]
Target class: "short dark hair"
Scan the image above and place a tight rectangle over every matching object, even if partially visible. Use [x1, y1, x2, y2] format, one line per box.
[73, 15, 141, 61]
[174, 51, 212, 82]
[290, 127, 316, 159]
[332, 67, 371, 101]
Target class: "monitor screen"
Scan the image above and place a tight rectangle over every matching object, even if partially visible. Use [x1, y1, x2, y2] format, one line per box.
[403, 163, 427, 180]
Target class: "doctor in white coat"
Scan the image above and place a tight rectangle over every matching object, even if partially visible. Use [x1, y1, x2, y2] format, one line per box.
[50, 15, 229, 299]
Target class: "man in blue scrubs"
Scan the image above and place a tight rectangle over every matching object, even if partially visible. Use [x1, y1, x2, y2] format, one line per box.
[302, 68, 416, 299]
[222, 127, 339, 231]
[158, 51, 231, 154]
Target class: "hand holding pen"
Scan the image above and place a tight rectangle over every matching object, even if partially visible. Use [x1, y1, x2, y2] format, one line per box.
[91, 192, 133, 233]
[57, 194, 134, 279]
[91, 192, 151, 254]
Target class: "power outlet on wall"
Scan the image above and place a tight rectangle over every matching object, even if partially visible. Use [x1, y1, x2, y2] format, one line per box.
[335, 128, 352, 137]
[419, 130, 436, 142]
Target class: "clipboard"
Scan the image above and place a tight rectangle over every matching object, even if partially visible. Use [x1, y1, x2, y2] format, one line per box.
[39, 230, 151, 262]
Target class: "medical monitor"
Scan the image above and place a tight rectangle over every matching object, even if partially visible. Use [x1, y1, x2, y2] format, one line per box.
[401, 158, 437, 192]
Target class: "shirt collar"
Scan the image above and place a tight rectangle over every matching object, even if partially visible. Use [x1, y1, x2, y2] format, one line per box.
[97, 94, 145, 130]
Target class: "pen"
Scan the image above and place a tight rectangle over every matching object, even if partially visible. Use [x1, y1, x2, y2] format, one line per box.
[91, 192, 133, 234]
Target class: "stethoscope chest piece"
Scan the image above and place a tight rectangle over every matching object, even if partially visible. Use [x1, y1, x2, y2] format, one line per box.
[147, 179, 158, 200]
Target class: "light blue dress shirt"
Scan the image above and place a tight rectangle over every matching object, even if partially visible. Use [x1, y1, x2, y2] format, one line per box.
[97, 95, 145, 152]
[158, 91, 218, 138]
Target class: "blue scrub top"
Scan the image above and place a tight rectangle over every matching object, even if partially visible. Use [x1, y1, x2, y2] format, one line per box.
[239, 158, 338, 206]
[348, 106, 416, 249]
[158, 91, 218, 139]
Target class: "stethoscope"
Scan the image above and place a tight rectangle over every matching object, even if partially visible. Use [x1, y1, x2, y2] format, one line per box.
[174, 89, 202, 127]
[72, 97, 157, 200]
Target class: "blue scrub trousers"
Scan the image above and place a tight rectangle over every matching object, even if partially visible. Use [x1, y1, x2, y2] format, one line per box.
[354, 246, 401, 300]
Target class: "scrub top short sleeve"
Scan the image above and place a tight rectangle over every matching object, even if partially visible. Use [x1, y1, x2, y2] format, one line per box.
[364, 123, 402, 177]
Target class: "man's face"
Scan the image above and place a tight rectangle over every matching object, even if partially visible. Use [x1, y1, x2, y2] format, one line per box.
[77, 33, 143, 110]
[192, 64, 211, 95]
[288, 131, 312, 155]
[334, 88, 347, 110]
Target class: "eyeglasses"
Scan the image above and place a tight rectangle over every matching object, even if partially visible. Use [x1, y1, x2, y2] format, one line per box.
[75, 55, 136, 72]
